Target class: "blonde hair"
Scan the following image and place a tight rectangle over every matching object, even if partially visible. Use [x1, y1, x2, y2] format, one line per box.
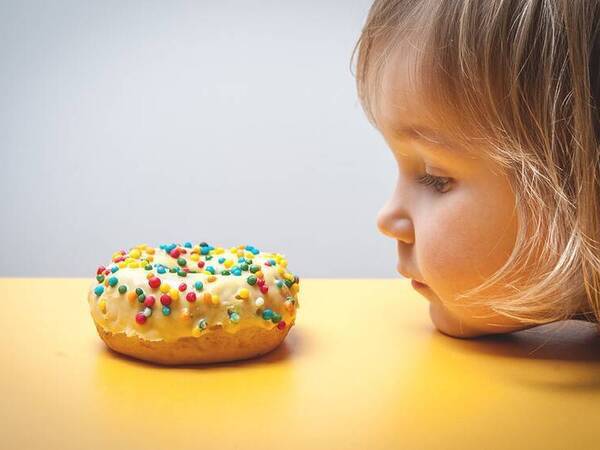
[353, 0, 600, 325]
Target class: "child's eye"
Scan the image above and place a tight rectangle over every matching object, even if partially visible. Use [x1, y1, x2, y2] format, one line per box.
[416, 173, 452, 193]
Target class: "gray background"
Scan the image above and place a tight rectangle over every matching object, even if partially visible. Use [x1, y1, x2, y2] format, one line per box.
[0, 0, 398, 278]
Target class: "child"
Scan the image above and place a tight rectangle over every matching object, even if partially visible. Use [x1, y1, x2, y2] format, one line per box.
[353, 0, 600, 337]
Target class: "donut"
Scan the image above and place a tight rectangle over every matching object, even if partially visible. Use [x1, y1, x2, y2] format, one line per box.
[88, 242, 300, 365]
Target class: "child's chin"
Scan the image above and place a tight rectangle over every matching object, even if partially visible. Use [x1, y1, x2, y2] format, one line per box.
[428, 302, 496, 338]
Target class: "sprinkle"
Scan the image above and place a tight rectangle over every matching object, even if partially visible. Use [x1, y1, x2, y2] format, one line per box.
[98, 300, 107, 313]
[186, 292, 197, 302]
[284, 300, 294, 311]
[255, 297, 265, 307]
[247, 275, 257, 286]
[127, 291, 137, 302]
[260, 285, 269, 295]
[135, 312, 146, 324]
[271, 312, 282, 324]
[170, 248, 181, 258]
[118, 285, 127, 294]
[159, 283, 170, 294]
[144, 264, 152, 270]
[108, 276, 118, 287]
[143, 307, 153, 317]
[96, 266, 106, 275]
[135, 287, 144, 296]
[232, 268, 242, 276]
[157, 266, 166, 274]
[277, 321, 286, 330]
[177, 257, 187, 267]
[237, 288, 250, 300]
[148, 277, 161, 289]
[218, 257, 226, 264]
[194, 281, 204, 291]
[229, 312, 240, 323]
[211, 294, 220, 305]
[160, 294, 172, 306]
[197, 261, 205, 269]
[169, 288, 180, 301]
[94, 285, 104, 296]
[178, 283, 187, 292]
[137, 294, 146, 302]
[207, 275, 217, 283]
[224, 259, 233, 268]
[192, 328, 201, 337]
[96, 274, 105, 283]
[184, 242, 192, 248]
[276, 280, 284, 289]
[249, 265, 260, 274]
[262, 309, 274, 320]
[198, 318, 207, 330]
[162, 306, 171, 316]
[202, 292, 212, 304]
[205, 266, 216, 275]
[129, 248, 141, 259]
[144, 295, 156, 307]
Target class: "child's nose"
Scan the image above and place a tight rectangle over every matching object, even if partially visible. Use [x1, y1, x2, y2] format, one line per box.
[377, 200, 415, 244]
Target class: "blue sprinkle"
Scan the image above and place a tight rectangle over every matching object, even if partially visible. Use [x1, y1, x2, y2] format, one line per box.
[94, 285, 104, 296]
[201, 247, 210, 255]
[157, 266, 166, 274]
[218, 257, 226, 264]
[194, 281, 204, 291]
[184, 242, 192, 248]
[111, 266, 119, 273]
[162, 306, 171, 316]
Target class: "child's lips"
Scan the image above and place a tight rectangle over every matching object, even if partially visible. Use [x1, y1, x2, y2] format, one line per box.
[411, 279, 428, 290]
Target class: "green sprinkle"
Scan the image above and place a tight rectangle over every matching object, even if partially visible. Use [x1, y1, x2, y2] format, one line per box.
[96, 274, 105, 283]
[135, 287, 144, 296]
[271, 312, 282, 324]
[138, 294, 146, 302]
[177, 257, 187, 267]
[284, 279, 293, 288]
[240, 263, 249, 271]
[144, 264, 153, 270]
[118, 285, 127, 295]
[249, 265, 260, 274]
[247, 275, 257, 286]
[230, 312, 240, 323]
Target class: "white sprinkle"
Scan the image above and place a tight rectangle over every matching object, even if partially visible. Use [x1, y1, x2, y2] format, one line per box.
[255, 297, 264, 307]
[143, 307, 152, 317]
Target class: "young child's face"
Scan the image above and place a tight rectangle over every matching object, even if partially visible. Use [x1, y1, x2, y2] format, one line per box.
[375, 53, 530, 337]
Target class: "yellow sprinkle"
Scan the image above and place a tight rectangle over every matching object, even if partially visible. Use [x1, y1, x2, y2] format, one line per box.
[118, 262, 126, 269]
[129, 249, 141, 259]
[98, 300, 107, 313]
[147, 255, 154, 262]
[128, 262, 139, 269]
[146, 247, 155, 255]
[211, 294, 220, 305]
[127, 291, 137, 302]
[279, 259, 288, 268]
[277, 267, 285, 275]
[245, 251, 254, 259]
[284, 272, 294, 281]
[229, 247, 238, 253]
[160, 283, 171, 294]
[291, 284, 300, 294]
[169, 289, 180, 301]
[146, 272, 154, 279]
[237, 288, 249, 300]
[215, 247, 224, 255]
[224, 259, 233, 269]
[190, 254, 200, 262]
[192, 328, 201, 337]
[256, 270, 264, 279]
[207, 275, 217, 283]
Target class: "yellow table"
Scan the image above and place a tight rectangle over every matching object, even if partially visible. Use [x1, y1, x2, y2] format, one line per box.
[1, 279, 599, 450]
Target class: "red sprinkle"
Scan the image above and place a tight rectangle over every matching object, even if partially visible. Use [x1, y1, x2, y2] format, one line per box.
[257, 279, 265, 287]
[144, 295, 156, 307]
[277, 321, 286, 330]
[197, 261, 205, 269]
[265, 261, 271, 266]
[186, 292, 197, 302]
[160, 294, 172, 306]
[148, 277, 161, 289]
[170, 248, 181, 258]
[96, 266, 106, 275]
[135, 312, 146, 324]
[178, 283, 187, 292]
[260, 285, 269, 294]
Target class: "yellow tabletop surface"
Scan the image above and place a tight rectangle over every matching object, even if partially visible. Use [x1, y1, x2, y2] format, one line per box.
[1, 278, 600, 450]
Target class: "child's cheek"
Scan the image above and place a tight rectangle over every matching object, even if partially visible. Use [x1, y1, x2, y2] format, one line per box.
[418, 192, 517, 303]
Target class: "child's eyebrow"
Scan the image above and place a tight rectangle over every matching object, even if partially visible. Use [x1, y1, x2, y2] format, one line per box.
[393, 125, 458, 151]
